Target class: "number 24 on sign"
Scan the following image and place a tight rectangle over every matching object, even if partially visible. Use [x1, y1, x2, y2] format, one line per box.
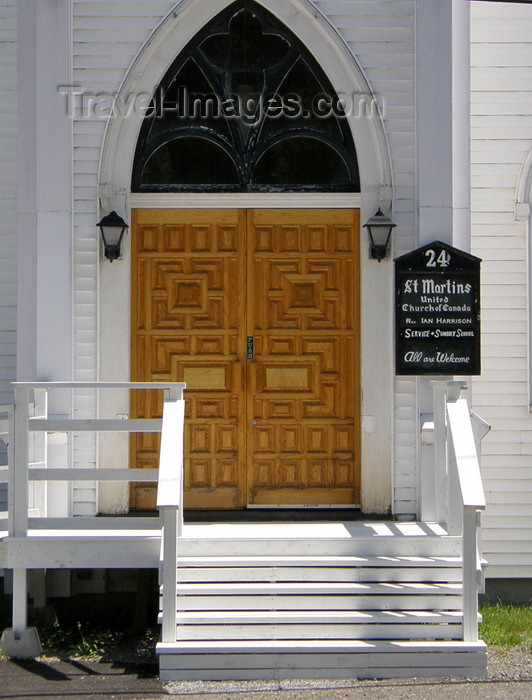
[425, 249, 451, 268]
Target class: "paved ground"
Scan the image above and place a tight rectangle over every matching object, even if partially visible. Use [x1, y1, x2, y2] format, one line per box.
[0, 647, 531, 700]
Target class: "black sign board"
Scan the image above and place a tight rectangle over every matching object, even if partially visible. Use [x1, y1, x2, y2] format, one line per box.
[395, 241, 481, 375]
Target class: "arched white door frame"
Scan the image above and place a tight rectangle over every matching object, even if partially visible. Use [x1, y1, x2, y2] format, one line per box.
[99, 0, 392, 212]
[97, 0, 394, 514]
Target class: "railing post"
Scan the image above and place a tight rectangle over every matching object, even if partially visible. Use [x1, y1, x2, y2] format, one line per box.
[12, 569, 28, 632]
[447, 436, 463, 537]
[160, 508, 178, 644]
[4, 405, 15, 536]
[446, 383, 468, 536]
[12, 386, 30, 538]
[157, 387, 185, 646]
[462, 507, 479, 642]
[0, 387, 43, 658]
[432, 382, 448, 528]
[30, 388, 48, 518]
[162, 388, 184, 537]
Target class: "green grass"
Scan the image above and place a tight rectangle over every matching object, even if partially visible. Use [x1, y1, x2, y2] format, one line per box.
[479, 603, 532, 649]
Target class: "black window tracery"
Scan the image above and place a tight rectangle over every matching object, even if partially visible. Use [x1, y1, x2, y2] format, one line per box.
[132, 0, 360, 192]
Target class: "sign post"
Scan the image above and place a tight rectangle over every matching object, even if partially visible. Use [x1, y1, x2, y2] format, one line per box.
[395, 241, 481, 376]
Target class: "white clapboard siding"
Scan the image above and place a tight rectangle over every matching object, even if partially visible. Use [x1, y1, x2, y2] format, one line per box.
[470, 2, 532, 578]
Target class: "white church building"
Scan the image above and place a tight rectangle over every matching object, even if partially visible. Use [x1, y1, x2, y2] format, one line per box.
[0, 0, 530, 681]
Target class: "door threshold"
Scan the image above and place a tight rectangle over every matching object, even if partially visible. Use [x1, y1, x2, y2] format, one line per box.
[247, 504, 360, 509]
[183, 508, 384, 523]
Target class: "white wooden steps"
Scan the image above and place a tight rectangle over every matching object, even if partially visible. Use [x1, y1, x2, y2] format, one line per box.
[157, 521, 487, 681]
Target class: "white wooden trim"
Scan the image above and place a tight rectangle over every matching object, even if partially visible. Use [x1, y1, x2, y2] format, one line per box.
[13, 382, 185, 392]
[130, 193, 363, 209]
[28, 469, 159, 482]
[28, 419, 162, 433]
[6, 536, 161, 570]
[27, 517, 160, 530]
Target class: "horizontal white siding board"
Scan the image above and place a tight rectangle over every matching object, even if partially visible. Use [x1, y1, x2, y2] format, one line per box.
[485, 566, 532, 579]
[484, 504, 532, 518]
[483, 515, 532, 529]
[482, 470, 532, 483]
[472, 75, 532, 91]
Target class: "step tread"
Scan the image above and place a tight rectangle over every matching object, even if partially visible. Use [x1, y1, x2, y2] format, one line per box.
[158, 639, 487, 653]
[176, 569, 461, 583]
[180, 522, 454, 540]
[177, 555, 461, 567]
[175, 610, 464, 624]
[175, 581, 462, 595]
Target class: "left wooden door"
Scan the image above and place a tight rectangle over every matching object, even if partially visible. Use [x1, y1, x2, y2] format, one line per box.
[130, 209, 247, 509]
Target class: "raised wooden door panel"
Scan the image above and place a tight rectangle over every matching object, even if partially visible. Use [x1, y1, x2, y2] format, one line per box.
[131, 208, 360, 510]
[247, 209, 361, 505]
[130, 209, 247, 509]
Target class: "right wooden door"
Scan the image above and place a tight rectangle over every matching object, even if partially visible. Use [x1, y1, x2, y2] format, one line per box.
[246, 209, 361, 506]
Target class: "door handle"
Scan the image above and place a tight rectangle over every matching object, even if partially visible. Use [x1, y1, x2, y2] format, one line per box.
[246, 336, 254, 360]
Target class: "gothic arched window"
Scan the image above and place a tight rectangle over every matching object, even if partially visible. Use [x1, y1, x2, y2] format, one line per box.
[132, 1, 360, 192]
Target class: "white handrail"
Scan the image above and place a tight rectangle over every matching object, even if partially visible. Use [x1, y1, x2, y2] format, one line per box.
[444, 386, 487, 643]
[446, 399, 486, 510]
[422, 382, 488, 643]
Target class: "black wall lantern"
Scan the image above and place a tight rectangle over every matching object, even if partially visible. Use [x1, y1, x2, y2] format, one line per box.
[97, 211, 129, 261]
[363, 208, 396, 262]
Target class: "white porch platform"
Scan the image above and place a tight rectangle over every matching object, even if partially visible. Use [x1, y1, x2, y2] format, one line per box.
[1, 518, 457, 570]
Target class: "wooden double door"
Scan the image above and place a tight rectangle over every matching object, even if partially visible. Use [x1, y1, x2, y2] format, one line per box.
[130, 208, 360, 509]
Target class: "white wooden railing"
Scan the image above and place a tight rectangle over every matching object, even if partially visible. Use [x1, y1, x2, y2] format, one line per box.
[422, 381, 489, 643]
[0, 382, 185, 656]
[3, 382, 185, 538]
